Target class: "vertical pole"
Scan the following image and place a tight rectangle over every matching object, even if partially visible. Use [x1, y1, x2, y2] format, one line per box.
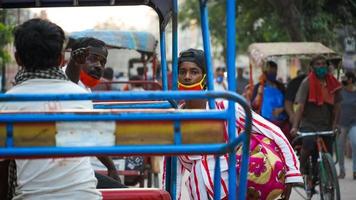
[199, 0, 215, 109]
[164, 157, 172, 196]
[170, 121, 181, 200]
[6, 123, 13, 147]
[213, 155, 221, 200]
[226, 0, 238, 199]
[172, 0, 179, 91]
[160, 28, 168, 91]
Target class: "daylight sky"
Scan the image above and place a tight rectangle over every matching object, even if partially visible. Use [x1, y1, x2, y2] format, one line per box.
[30, 6, 158, 33]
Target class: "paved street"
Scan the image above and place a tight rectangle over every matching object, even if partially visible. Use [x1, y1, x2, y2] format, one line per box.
[290, 158, 355, 200]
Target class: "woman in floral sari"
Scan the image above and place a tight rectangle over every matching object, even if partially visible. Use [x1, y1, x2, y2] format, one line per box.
[175, 49, 302, 200]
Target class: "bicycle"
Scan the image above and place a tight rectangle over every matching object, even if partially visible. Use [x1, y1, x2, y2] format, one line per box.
[292, 131, 341, 200]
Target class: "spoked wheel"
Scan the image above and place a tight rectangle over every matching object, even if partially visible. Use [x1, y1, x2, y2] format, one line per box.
[319, 153, 341, 200]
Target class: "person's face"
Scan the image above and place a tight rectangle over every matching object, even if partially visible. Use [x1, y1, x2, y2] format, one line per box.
[178, 61, 203, 85]
[312, 58, 329, 79]
[237, 68, 243, 77]
[215, 68, 225, 77]
[82, 53, 107, 79]
[266, 65, 277, 76]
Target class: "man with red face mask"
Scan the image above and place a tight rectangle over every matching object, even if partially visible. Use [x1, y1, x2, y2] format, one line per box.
[66, 37, 108, 91]
[65, 37, 125, 189]
[175, 49, 302, 200]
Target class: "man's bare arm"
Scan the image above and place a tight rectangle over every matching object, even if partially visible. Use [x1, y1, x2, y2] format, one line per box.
[284, 100, 295, 124]
[290, 103, 304, 137]
[96, 156, 120, 181]
[65, 47, 89, 84]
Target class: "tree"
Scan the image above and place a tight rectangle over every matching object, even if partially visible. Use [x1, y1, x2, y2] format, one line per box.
[179, 0, 356, 61]
[0, 10, 13, 65]
[0, 10, 14, 92]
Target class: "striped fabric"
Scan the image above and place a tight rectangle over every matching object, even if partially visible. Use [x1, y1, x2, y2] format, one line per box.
[175, 100, 302, 200]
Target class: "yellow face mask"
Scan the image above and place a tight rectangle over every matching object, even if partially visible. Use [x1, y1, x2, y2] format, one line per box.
[178, 74, 206, 91]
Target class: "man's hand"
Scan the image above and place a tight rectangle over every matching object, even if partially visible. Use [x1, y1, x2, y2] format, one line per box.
[71, 47, 89, 65]
[279, 183, 293, 200]
[290, 127, 298, 138]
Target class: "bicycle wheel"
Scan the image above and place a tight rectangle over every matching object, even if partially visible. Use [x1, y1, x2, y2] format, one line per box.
[319, 153, 341, 200]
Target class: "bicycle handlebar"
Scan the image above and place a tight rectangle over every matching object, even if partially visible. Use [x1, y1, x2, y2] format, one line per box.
[292, 131, 334, 146]
[297, 131, 334, 137]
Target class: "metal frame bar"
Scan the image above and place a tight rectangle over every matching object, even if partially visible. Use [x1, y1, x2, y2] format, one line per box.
[0, 134, 247, 157]
[160, 29, 168, 90]
[226, 0, 238, 199]
[199, 0, 215, 109]
[171, 0, 178, 91]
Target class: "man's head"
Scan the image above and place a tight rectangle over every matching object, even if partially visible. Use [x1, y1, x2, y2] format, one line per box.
[215, 67, 225, 83]
[264, 61, 278, 81]
[14, 18, 65, 70]
[310, 55, 329, 79]
[70, 37, 108, 87]
[178, 49, 206, 90]
[237, 68, 244, 78]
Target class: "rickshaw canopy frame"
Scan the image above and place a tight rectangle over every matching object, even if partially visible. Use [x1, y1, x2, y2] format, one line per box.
[0, 0, 173, 31]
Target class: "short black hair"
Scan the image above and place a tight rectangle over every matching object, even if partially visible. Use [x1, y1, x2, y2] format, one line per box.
[267, 61, 278, 69]
[345, 71, 355, 83]
[178, 49, 206, 74]
[310, 55, 329, 66]
[69, 37, 106, 52]
[14, 18, 65, 70]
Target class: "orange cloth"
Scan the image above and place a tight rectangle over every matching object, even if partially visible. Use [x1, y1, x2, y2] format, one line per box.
[308, 72, 341, 105]
[252, 74, 266, 113]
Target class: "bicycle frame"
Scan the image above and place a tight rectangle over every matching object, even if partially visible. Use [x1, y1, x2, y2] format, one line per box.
[294, 131, 339, 200]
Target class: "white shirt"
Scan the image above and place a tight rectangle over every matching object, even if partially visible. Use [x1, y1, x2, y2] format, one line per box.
[0, 79, 102, 200]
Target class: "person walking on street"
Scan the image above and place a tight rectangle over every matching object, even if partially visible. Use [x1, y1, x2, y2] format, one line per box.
[337, 71, 356, 179]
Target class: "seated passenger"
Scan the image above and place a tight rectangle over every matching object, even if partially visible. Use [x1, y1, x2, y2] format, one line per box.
[65, 37, 108, 91]
[65, 37, 124, 188]
[0, 18, 101, 200]
[176, 49, 302, 200]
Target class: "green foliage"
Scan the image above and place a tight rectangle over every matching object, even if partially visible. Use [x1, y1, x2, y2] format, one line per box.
[0, 21, 13, 64]
[179, 0, 355, 60]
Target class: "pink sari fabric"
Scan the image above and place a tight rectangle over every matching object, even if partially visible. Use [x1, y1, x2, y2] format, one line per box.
[236, 133, 286, 200]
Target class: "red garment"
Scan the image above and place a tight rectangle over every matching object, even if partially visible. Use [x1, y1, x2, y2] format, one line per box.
[308, 72, 341, 105]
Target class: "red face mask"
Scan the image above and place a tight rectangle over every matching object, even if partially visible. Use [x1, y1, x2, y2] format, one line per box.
[80, 70, 100, 88]
[178, 75, 206, 91]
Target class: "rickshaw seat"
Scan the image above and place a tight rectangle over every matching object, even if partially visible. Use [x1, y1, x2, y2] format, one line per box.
[100, 188, 171, 200]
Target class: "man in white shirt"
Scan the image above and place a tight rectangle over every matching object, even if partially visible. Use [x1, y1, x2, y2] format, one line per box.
[0, 18, 101, 200]
[213, 67, 228, 91]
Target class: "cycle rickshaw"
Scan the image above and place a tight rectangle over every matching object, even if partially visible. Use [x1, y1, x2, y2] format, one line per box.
[0, 1, 251, 200]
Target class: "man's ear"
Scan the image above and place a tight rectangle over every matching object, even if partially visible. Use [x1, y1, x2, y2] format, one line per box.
[14, 52, 23, 67]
